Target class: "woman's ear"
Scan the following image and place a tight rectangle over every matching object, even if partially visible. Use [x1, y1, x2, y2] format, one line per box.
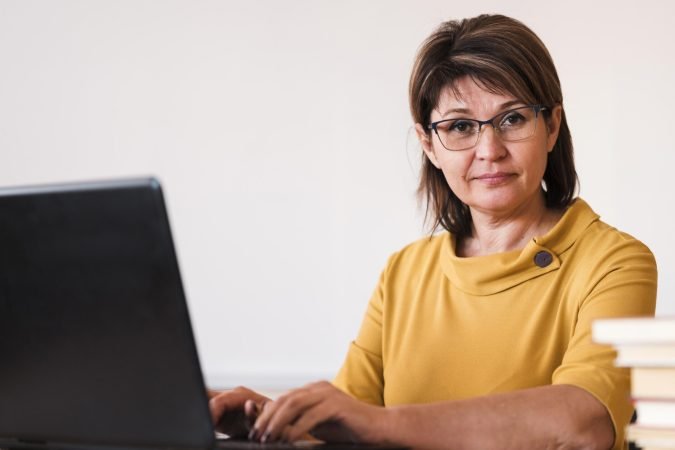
[545, 105, 563, 152]
[415, 123, 441, 169]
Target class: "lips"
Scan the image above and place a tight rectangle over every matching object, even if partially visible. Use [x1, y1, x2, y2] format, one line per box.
[473, 172, 515, 185]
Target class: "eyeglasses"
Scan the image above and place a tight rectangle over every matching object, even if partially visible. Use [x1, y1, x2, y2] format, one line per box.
[427, 104, 547, 151]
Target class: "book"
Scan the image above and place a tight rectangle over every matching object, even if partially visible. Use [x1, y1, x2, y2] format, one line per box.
[633, 368, 675, 399]
[634, 399, 675, 428]
[627, 425, 675, 449]
[634, 447, 675, 450]
[592, 317, 675, 345]
[591, 317, 675, 448]
[615, 344, 675, 367]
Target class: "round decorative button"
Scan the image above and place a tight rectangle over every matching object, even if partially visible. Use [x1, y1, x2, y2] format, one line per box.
[534, 251, 553, 268]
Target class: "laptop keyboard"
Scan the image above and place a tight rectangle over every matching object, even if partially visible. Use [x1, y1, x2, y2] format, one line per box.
[213, 438, 392, 449]
[214, 438, 309, 449]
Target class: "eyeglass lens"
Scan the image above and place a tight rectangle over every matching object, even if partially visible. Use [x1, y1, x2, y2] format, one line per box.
[434, 105, 540, 151]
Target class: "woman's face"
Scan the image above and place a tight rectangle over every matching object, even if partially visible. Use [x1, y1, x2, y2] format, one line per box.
[415, 77, 562, 219]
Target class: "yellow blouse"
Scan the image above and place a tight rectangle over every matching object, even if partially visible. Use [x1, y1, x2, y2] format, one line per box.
[333, 198, 657, 449]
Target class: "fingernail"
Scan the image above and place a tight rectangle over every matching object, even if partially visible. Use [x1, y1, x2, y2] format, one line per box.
[248, 427, 258, 441]
[261, 430, 270, 443]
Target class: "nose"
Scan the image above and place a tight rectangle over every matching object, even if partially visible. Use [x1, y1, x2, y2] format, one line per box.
[473, 124, 507, 161]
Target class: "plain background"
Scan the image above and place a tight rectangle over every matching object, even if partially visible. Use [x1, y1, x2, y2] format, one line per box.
[1, 0, 673, 389]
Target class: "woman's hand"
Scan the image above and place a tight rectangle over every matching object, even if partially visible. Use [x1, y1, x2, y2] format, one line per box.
[249, 381, 388, 444]
[207, 387, 270, 438]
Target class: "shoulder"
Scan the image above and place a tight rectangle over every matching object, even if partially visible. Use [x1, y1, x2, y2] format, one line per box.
[383, 232, 449, 275]
[369, 233, 450, 294]
[559, 199, 657, 307]
[568, 199, 656, 269]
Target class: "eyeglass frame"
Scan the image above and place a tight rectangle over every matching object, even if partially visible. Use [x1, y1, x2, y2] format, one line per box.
[426, 104, 548, 151]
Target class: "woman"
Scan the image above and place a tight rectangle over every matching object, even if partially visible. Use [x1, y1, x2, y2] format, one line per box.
[209, 14, 657, 450]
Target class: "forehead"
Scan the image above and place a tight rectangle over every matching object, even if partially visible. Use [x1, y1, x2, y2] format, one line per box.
[435, 77, 519, 116]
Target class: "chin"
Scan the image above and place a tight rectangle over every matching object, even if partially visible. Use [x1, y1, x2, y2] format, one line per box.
[465, 190, 532, 215]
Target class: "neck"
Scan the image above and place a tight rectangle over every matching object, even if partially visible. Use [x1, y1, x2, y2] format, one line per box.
[457, 193, 561, 257]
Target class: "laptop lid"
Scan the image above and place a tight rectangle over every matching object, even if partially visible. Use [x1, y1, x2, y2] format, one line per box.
[0, 178, 215, 449]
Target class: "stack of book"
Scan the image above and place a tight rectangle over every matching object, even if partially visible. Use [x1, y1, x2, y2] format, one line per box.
[593, 317, 675, 450]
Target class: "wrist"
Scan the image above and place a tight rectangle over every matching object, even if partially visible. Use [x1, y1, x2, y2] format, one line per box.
[370, 405, 404, 446]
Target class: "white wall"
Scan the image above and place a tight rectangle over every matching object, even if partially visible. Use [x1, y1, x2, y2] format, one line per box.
[1, 0, 673, 389]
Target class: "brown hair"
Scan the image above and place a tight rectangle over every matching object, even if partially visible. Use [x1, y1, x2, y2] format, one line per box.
[409, 14, 578, 236]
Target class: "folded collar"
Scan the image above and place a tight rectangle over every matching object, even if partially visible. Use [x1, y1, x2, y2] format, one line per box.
[439, 198, 599, 296]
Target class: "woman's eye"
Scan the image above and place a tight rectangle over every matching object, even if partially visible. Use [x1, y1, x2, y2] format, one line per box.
[448, 120, 476, 134]
[500, 112, 526, 127]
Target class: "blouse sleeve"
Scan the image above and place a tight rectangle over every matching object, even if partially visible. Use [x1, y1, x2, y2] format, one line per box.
[332, 256, 394, 406]
[552, 238, 657, 449]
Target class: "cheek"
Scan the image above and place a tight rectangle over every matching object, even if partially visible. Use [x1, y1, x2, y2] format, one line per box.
[532, 139, 551, 174]
[436, 154, 472, 191]
[514, 143, 549, 183]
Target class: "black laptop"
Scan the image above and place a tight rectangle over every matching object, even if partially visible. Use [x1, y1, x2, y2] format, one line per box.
[0, 178, 399, 450]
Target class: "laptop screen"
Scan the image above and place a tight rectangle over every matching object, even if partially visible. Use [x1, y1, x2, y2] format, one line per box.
[0, 178, 214, 449]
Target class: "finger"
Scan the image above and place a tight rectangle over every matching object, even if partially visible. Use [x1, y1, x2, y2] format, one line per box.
[256, 391, 323, 443]
[244, 399, 265, 438]
[209, 387, 267, 422]
[209, 395, 227, 423]
[265, 392, 321, 442]
[210, 387, 271, 437]
[280, 382, 359, 444]
[251, 398, 276, 441]
[281, 399, 337, 443]
[244, 399, 256, 418]
[209, 392, 244, 423]
[257, 381, 335, 442]
[245, 399, 268, 440]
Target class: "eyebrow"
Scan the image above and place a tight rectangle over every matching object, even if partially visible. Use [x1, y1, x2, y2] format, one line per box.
[439, 100, 525, 118]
